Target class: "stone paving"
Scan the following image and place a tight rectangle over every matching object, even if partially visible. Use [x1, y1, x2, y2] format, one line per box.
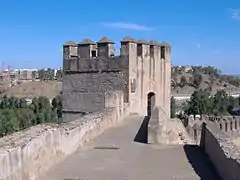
[39, 115, 221, 180]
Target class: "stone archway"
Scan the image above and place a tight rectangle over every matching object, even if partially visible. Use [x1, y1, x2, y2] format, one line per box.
[134, 91, 156, 144]
[147, 92, 156, 117]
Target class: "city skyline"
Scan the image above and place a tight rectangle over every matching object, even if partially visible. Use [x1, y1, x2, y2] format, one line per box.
[0, 60, 237, 76]
[0, 61, 61, 71]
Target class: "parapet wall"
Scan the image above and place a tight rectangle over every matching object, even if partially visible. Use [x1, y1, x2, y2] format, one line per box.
[212, 116, 240, 138]
[187, 115, 240, 142]
[63, 37, 171, 72]
[148, 106, 193, 145]
[62, 71, 126, 119]
[200, 121, 240, 180]
[64, 56, 125, 72]
[0, 91, 129, 180]
[63, 72, 126, 94]
[183, 115, 240, 179]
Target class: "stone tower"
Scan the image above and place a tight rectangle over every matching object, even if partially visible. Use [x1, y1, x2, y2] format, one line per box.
[62, 36, 171, 122]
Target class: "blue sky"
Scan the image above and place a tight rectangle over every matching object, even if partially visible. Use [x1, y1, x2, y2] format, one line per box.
[1, 0, 240, 74]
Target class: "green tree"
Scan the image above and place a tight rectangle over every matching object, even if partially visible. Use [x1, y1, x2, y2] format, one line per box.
[0, 113, 7, 137]
[212, 90, 232, 116]
[19, 98, 27, 108]
[0, 109, 20, 135]
[8, 96, 18, 109]
[0, 95, 8, 109]
[16, 108, 34, 130]
[52, 95, 62, 121]
[45, 68, 55, 81]
[171, 96, 176, 118]
[0, 94, 63, 137]
[179, 76, 187, 88]
[44, 108, 53, 123]
[32, 70, 37, 80]
[185, 89, 210, 116]
[36, 112, 45, 124]
[38, 69, 46, 81]
[193, 73, 202, 88]
[56, 69, 63, 81]
[38, 96, 51, 110]
[185, 89, 236, 116]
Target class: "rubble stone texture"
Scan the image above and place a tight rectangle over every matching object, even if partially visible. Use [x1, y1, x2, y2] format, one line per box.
[186, 115, 240, 180]
[62, 37, 171, 122]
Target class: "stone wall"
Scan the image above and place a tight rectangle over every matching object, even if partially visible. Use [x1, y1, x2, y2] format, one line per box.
[63, 37, 172, 121]
[64, 56, 124, 72]
[183, 115, 240, 145]
[200, 121, 240, 180]
[208, 116, 240, 138]
[63, 73, 125, 94]
[183, 115, 240, 179]
[148, 106, 193, 145]
[0, 91, 129, 180]
[62, 72, 126, 121]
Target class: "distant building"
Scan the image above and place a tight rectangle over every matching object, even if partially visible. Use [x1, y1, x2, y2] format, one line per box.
[0, 67, 61, 82]
[17, 69, 38, 80]
[184, 66, 192, 72]
[171, 65, 193, 73]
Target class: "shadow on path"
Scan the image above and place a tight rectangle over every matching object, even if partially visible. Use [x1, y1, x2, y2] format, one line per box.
[133, 116, 223, 179]
[184, 144, 222, 180]
[134, 116, 150, 144]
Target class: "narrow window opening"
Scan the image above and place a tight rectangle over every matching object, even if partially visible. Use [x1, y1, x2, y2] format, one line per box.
[150, 45, 154, 57]
[91, 50, 97, 57]
[137, 45, 142, 56]
[161, 46, 165, 59]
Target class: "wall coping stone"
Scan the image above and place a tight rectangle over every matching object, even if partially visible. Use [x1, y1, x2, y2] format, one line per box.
[0, 90, 129, 180]
[0, 109, 111, 152]
[204, 121, 240, 163]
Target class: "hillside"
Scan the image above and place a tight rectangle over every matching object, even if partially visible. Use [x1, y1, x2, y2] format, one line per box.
[171, 66, 240, 95]
[5, 81, 62, 99]
[2, 66, 240, 99]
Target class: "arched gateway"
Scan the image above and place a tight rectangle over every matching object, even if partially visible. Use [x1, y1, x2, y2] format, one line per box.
[147, 92, 156, 117]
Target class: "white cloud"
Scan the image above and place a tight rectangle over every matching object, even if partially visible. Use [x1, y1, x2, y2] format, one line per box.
[230, 9, 240, 20]
[101, 22, 153, 31]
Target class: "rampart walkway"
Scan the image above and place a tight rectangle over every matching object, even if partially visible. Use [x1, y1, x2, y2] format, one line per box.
[39, 115, 221, 180]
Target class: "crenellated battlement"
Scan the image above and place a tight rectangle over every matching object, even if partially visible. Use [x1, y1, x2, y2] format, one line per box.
[63, 36, 171, 72]
[63, 36, 171, 59]
[207, 116, 240, 136]
[62, 35, 172, 121]
[186, 115, 240, 141]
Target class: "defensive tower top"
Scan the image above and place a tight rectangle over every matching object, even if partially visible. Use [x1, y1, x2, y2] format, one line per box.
[63, 36, 171, 59]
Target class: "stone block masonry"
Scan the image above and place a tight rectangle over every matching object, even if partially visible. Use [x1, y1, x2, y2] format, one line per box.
[200, 121, 240, 180]
[62, 72, 126, 121]
[0, 35, 173, 179]
[62, 37, 172, 122]
[0, 91, 129, 180]
[184, 115, 240, 180]
[186, 115, 240, 144]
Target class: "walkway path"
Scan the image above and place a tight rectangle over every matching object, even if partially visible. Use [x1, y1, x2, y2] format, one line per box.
[39, 115, 221, 180]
